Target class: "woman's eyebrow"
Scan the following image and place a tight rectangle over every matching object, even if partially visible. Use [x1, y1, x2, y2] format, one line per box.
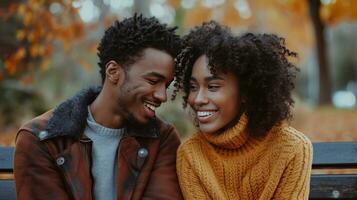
[190, 77, 197, 82]
[205, 75, 224, 82]
[190, 75, 224, 83]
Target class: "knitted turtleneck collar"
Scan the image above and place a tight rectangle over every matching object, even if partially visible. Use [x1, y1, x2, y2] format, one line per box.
[200, 114, 250, 149]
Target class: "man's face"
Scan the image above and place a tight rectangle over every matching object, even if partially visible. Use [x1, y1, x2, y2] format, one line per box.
[116, 48, 174, 125]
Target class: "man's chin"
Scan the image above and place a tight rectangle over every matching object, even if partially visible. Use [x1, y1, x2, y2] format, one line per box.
[126, 115, 154, 127]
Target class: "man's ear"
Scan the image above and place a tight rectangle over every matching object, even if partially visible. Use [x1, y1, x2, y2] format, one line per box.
[105, 60, 125, 85]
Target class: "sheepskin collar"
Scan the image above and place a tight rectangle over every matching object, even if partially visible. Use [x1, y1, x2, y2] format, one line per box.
[44, 86, 159, 140]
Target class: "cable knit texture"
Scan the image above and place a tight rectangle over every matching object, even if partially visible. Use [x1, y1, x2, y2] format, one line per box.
[177, 114, 312, 200]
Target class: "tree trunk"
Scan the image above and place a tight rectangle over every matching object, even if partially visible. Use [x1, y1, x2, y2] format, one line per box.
[308, 0, 332, 105]
[0, 0, 24, 59]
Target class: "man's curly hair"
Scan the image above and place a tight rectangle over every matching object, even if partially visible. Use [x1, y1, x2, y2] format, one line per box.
[173, 21, 299, 137]
[97, 14, 181, 83]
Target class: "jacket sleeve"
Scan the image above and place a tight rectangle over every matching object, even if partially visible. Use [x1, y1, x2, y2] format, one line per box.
[141, 126, 183, 200]
[14, 130, 72, 200]
[272, 138, 313, 200]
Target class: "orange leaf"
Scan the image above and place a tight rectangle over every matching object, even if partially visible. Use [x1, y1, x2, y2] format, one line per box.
[23, 11, 33, 26]
[27, 32, 35, 42]
[5, 58, 18, 75]
[20, 75, 34, 85]
[30, 44, 40, 57]
[43, 45, 53, 57]
[167, 0, 180, 8]
[14, 47, 26, 60]
[40, 59, 50, 71]
[17, 4, 26, 15]
[16, 30, 26, 40]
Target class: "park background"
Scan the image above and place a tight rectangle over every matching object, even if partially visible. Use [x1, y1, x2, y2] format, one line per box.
[0, 0, 357, 147]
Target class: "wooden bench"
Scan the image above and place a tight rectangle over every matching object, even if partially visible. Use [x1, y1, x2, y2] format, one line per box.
[0, 146, 16, 200]
[1, 142, 357, 199]
[310, 142, 357, 199]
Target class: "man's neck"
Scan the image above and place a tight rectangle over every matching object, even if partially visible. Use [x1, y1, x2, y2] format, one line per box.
[90, 88, 125, 129]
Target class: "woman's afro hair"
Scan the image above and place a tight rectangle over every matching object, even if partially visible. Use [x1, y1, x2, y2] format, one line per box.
[173, 21, 299, 137]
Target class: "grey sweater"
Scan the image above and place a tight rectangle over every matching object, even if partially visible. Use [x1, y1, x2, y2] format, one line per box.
[84, 107, 125, 200]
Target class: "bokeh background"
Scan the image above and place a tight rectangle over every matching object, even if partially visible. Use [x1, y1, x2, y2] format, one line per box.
[1, 0, 357, 147]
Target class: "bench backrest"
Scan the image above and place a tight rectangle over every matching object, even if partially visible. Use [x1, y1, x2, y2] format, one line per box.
[310, 142, 357, 199]
[1, 142, 357, 199]
[0, 146, 15, 200]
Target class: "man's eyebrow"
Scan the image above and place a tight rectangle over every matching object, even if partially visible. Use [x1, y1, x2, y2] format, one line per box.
[144, 72, 166, 80]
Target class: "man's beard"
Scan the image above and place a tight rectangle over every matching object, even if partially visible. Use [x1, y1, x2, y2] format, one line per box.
[118, 103, 156, 134]
[116, 80, 154, 128]
[117, 100, 143, 125]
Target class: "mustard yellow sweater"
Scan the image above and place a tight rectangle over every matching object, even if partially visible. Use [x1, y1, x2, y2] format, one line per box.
[177, 115, 312, 200]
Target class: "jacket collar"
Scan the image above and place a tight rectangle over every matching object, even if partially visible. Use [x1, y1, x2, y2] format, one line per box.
[44, 86, 159, 140]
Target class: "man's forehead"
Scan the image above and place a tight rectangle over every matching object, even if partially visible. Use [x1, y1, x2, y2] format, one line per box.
[144, 72, 167, 79]
[122, 47, 173, 81]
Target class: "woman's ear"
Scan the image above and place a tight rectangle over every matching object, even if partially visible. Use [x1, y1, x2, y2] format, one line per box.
[105, 60, 125, 85]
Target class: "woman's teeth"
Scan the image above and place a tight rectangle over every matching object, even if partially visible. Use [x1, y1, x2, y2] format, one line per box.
[197, 111, 216, 117]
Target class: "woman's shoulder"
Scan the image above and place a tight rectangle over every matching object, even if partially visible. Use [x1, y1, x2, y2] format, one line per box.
[178, 133, 201, 148]
[271, 124, 312, 152]
[283, 126, 311, 144]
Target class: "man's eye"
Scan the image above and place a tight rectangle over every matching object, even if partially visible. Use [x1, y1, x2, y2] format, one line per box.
[148, 79, 158, 85]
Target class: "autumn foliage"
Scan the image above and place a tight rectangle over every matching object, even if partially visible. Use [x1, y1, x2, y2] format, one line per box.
[1, 0, 356, 147]
[1, 0, 85, 79]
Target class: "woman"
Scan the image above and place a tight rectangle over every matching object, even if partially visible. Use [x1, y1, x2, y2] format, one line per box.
[173, 22, 312, 199]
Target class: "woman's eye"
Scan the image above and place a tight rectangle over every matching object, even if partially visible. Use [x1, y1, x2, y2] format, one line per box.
[208, 85, 220, 91]
[189, 84, 197, 91]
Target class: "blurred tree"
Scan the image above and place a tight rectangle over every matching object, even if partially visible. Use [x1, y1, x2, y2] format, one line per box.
[0, 80, 47, 128]
[308, 0, 357, 104]
[328, 23, 357, 91]
[0, 0, 88, 127]
[167, 0, 357, 106]
[1, 0, 85, 79]
[309, 0, 332, 105]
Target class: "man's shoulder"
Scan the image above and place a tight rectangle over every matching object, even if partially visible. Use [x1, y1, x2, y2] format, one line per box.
[153, 117, 180, 142]
[17, 109, 54, 141]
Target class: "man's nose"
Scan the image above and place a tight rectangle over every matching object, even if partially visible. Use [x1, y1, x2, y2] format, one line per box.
[153, 84, 167, 102]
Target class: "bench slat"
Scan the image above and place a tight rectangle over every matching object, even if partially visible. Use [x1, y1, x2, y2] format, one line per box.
[312, 142, 357, 169]
[2, 143, 357, 199]
[0, 180, 16, 200]
[310, 174, 357, 199]
[0, 147, 14, 173]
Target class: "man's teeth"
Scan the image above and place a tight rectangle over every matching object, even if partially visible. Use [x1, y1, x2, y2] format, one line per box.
[144, 103, 156, 111]
[197, 111, 216, 117]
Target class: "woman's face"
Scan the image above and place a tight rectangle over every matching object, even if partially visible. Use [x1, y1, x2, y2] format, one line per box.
[188, 55, 242, 134]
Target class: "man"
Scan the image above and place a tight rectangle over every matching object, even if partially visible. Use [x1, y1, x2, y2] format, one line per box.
[14, 14, 183, 200]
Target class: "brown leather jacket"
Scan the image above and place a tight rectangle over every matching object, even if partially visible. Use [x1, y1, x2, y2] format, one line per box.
[14, 87, 183, 200]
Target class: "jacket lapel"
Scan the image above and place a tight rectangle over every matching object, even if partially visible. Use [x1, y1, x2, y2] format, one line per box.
[116, 136, 142, 200]
[55, 141, 93, 200]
